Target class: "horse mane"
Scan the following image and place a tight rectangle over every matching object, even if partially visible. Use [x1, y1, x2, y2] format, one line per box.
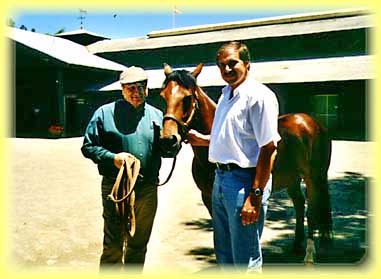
[162, 69, 197, 90]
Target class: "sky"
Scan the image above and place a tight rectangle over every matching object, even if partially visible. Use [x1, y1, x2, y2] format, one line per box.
[10, 8, 326, 39]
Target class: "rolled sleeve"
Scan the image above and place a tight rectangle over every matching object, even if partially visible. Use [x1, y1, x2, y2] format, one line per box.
[251, 92, 281, 148]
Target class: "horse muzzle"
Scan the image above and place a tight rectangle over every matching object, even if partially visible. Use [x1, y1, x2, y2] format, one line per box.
[159, 134, 182, 158]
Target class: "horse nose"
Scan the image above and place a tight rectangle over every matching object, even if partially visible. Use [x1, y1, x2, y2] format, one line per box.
[159, 135, 182, 158]
[161, 135, 178, 146]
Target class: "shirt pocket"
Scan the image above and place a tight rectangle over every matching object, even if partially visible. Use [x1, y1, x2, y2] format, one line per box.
[231, 107, 254, 139]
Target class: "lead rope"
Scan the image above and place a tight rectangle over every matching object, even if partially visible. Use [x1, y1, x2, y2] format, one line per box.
[157, 156, 177, 186]
[108, 155, 140, 259]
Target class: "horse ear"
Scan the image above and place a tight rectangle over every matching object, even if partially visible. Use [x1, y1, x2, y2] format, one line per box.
[163, 63, 173, 76]
[191, 63, 203, 78]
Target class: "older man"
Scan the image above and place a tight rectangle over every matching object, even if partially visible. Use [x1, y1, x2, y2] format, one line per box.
[81, 66, 163, 270]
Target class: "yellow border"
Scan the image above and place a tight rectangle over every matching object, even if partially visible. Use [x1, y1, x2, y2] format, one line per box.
[2, 1, 380, 279]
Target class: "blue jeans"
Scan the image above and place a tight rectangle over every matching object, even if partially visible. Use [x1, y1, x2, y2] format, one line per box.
[212, 168, 271, 271]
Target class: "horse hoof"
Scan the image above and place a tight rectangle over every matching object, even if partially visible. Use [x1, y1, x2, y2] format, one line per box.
[304, 239, 316, 265]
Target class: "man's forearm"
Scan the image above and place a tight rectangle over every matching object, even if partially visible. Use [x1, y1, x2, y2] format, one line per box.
[252, 141, 277, 190]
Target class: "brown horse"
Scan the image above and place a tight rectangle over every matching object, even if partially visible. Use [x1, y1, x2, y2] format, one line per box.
[158, 63, 333, 260]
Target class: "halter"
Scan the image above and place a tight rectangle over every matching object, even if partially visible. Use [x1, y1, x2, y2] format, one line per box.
[162, 93, 199, 140]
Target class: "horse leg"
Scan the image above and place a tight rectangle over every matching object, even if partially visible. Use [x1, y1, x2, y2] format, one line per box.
[304, 173, 333, 263]
[201, 191, 212, 216]
[313, 129, 333, 252]
[286, 176, 305, 255]
[191, 159, 213, 216]
[304, 176, 318, 264]
[314, 172, 333, 255]
[193, 178, 213, 216]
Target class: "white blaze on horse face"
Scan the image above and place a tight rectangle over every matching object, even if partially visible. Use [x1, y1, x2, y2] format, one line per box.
[161, 82, 183, 139]
[169, 83, 186, 117]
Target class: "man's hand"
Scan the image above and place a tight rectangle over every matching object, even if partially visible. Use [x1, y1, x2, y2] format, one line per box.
[114, 152, 136, 169]
[185, 129, 210, 146]
[240, 193, 262, 226]
[240, 140, 276, 225]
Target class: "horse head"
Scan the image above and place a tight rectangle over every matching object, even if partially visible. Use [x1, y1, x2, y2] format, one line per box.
[159, 63, 203, 158]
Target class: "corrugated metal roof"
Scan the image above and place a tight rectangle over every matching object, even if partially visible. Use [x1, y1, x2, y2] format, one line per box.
[147, 8, 369, 38]
[6, 26, 126, 71]
[87, 8, 372, 54]
[98, 55, 375, 91]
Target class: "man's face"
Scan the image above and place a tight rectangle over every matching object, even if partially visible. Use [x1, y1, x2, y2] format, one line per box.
[121, 81, 148, 108]
[217, 46, 249, 90]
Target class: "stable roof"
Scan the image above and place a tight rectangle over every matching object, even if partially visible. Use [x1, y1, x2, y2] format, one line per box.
[6, 26, 126, 71]
[88, 8, 372, 54]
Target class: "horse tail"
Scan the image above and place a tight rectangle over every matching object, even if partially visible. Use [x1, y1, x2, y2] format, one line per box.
[313, 123, 333, 239]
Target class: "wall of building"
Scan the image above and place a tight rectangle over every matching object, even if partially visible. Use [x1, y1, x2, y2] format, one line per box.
[90, 24, 370, 140]
[97, 28, 369, 69]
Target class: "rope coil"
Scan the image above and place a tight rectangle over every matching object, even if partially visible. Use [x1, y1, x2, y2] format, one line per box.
[108, 156, 140, 238]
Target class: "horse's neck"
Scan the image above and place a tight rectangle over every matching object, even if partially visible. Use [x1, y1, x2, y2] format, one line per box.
[194, 86, 216, 134]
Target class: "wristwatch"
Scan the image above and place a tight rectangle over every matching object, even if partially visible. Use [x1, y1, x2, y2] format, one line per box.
[250, 187, 263, 197]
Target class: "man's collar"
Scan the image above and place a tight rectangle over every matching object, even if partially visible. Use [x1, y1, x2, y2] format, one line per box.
[227, 74, 251, 99]
[120, 99, 146, 112]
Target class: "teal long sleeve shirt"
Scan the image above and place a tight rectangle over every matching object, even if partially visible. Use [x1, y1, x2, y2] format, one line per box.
[81, 99, 163, 183]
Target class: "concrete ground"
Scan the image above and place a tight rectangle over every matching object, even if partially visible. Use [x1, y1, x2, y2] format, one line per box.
[5, 138, 377, 275]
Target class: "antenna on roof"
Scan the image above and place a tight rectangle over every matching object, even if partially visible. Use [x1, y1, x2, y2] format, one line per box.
[78, 9, 87, 29]
[172, 6, 182, 29]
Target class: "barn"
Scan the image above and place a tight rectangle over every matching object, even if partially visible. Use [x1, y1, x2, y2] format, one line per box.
[8, 8, 374, 139]
[6, 27, 126, 137]
[89, 8, 374, 140]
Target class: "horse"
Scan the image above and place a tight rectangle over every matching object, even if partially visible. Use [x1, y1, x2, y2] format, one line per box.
[158, 63, 333, 261]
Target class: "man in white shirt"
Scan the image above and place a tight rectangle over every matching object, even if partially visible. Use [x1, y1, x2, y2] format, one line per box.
[187, 41, 280, 272]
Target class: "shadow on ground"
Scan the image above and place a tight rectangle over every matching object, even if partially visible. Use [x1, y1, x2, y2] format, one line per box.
[264, 172, 368, 265]
[183, 172, 369, 267]
[182, 218, 216, 264]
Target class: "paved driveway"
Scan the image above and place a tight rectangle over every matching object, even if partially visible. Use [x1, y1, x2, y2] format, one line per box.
[7, 138, 376, 275]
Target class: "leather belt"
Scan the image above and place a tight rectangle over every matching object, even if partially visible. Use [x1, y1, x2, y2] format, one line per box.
[215, 162, 241, 171]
